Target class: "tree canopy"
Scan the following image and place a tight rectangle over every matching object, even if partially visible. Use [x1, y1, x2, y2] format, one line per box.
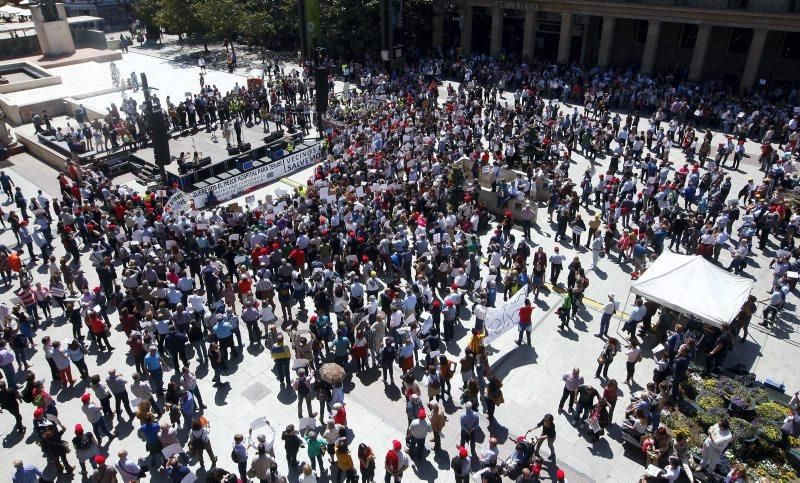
[135, 0, 432, 59]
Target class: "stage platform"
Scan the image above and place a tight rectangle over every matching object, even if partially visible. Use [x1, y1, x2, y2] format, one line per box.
[130, 120, 321, 208]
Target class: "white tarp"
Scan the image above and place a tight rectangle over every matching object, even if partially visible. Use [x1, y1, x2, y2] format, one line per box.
[630, 252, 753, 328]
[484, 284, 528, 345]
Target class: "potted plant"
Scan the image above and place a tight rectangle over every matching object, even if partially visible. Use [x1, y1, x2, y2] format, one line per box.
[697, 407, 728, 430]
[728, 417, 757, 444]
[753, 418, 782, 445]
[755, 401, 788, 422]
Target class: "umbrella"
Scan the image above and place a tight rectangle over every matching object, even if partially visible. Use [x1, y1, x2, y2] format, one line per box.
[319, 363, 346, 385]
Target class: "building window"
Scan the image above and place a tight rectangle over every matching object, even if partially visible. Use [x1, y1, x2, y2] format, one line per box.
[728, 28, 753, 55]
[781, 32, 800, 59]
[680, 24, 698, 49]
[636, 20, 648, 44]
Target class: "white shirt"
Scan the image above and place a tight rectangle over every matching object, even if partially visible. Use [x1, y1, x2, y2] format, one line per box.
[603, 300, 619, 315]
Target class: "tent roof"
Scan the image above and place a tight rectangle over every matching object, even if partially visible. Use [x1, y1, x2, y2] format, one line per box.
[630, 251, 753, 328]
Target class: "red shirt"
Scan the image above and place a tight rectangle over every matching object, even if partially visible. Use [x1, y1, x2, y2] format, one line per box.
[519, 306, 534, 325]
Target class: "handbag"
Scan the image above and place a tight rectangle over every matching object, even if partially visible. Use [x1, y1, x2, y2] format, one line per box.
[597, 353, 607, 365]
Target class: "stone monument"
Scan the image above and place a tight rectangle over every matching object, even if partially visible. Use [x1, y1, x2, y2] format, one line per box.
[30, 0, 75, 57]
[0, 110, 13, 145]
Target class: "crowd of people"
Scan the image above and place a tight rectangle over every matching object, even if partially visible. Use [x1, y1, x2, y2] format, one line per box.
[2, 43, 800, 483]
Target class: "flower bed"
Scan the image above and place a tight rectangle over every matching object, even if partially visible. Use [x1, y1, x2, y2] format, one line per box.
[661, 373, 799, 477]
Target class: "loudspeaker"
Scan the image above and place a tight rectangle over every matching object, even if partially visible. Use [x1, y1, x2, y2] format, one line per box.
[239, 142, 251, 152]
[196, 156, 212, 168]
[227, 146, 240, 155]
[150, 109, 171, 166]
[315, 67, 329, 115]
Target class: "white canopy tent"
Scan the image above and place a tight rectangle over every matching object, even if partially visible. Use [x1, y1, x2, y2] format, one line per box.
[629, 251, 753, 328]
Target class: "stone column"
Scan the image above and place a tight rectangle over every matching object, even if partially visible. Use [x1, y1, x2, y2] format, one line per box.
[688, 25, 712, 80]
[522, 10, 536, 60]
[490, 6, 503, 57]
[597, 16, 616, 67]
[640, 20, 662, 75]
[432, 10, 444, 51]
[460, 6, 473, 56]
[740, 28, 768, 91]
[557, 12, 573, 64]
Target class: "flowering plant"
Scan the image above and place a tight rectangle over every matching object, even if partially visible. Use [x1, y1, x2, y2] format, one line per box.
[755, 402, 787, 421]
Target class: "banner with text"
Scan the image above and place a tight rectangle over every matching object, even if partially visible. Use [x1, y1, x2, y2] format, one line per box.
[190, 143, 321, 209]
[484, 285, 528, 346]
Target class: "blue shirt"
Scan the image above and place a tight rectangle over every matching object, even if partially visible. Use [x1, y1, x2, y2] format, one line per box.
[213, 321, 232, 339]
[461, 409, 479, 432]
[13, 465, 43, 483]
[144, 352, 162, 371]
[140, 422, 160, 443]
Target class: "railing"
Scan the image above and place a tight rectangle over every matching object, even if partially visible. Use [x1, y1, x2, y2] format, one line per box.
[589, 0, 800, 12]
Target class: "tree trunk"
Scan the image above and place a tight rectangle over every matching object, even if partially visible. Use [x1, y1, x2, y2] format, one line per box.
[203, 40, 209, 53]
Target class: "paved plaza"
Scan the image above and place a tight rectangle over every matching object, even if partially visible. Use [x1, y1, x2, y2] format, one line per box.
[0, 40, 798, 483]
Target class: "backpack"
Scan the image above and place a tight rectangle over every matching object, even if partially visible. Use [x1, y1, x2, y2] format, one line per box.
[231, 448, 242, 463]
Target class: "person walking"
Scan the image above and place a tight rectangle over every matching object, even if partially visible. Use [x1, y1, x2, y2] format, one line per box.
[451, 446, 471, 483]
[143, 346, 165, 397]
[271, 334, 291, 388]
[459, 401, 480, 454]
[558, 368, 583, 413]
[516, 299, 534, 346]
[407, 408, 431, 460]
[597, 293, 618, 338]
[624, 340, 642, 385]
[80, 393, 115, 445]
[106, 369, 133, 420]
[384, 440, 409, 482]
[529, 413, 556, 460]
[594, 338, 619, 379]
[293, 367, 317, 418]
[232, 433, 248, 481]
[89, 454, 118, 483]
[0, 379, 25, 432]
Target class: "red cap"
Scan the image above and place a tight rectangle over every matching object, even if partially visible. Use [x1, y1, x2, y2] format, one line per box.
[94, 455, 106, 465]
[64, 226, 73, 233]
[81, 393, 91, 403]
[362, 255, 369, 262]
[93, 287, 101, 293]
[20, 220, 28, 226]
[418, 408, 426, 418]
[432, 300, 441, 307]
[445, 300, 454, 307]
[392, 440, 402, 450]
[108, 224, 116, 230]
[458, 446, 468, 458]
[34, 407, 45, 418]
[75, 424, 84, 433]
[557, 469, 566, 479]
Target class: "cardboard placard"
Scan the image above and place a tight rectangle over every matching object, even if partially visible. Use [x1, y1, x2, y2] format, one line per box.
[196, 223, 208, 230]
[229, 234, 240, 241]
[166, 240, 177, 249]
[234, 255, 248, 265]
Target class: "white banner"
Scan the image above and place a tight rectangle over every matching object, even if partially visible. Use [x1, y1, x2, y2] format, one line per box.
[189, 143, 322, 209]
[484, 285, 528, 346]
[165, 191, 191, 213]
